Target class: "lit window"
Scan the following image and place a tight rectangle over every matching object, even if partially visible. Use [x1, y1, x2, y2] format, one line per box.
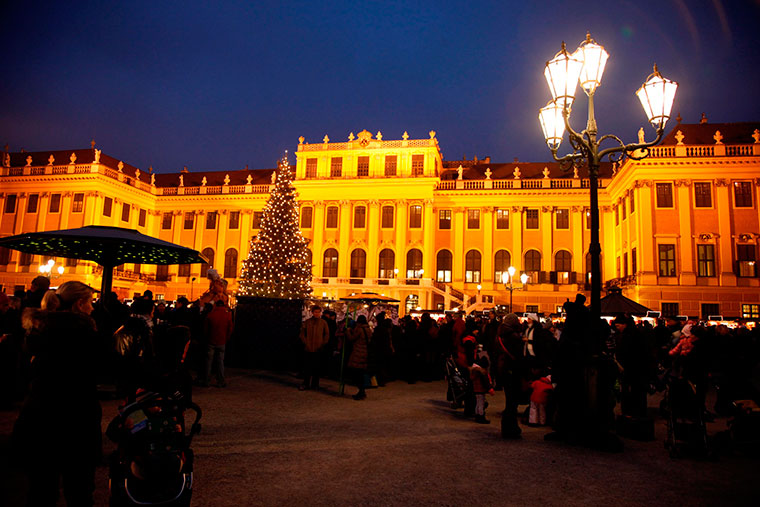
[49, 194, 61, 213]
[354, 206, 366, 228]
[526, 209, 539, 229]
[741, 304, 759, 319]
[406, 249, 423, 278]
[467, 209, 480, 229]
[103, 197, 112, 217]
[734, 181, 753, 207]
[381, 206, 394, 228]
[409, 205, 422, 228]
[496, 209, 509, 229]
[697, 244, 716, 277]
[658, 244, 676, 277]
[656, 183, 673, 208]
[206, 211, 218, 230]
[326, 206, 338, 228]
[465, 250, 481, 283]
[384, 155, 397, 176]
[229, 211, 240, 230]
[436, 250, 452, 282]
[357, 156, 369, 177]
[138, 208, 146, 228]
[737, 244, 757, 277]
[330, 157, 342, 178]
[162, 212, 172, 230]
[184, 212, 194, 230]
[252, 211, 263, 229]
[72, 193, 84, 213]
[121, 203, 130, 222]
[4, 194, 16, 214]
[300, 207, 313, 228]
[350, 249, 366, 278]
[411, 155, 424, 176]
[494, 250, 511, 282]
[305, 158, 317, 178]
[378, 249, 395, 278]
[439, 209, 451, 230]
[27, 194, 39, 214]
[555, 209, 569, 229]
[694, 182, 712, 207]
[323, 248, 338, 277]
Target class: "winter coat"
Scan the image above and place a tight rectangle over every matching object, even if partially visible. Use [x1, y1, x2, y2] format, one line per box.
[530, 377, 554, 405]
[470, 364, 493, 394]
[204, 305, 234, 346]
[347, 323, 372, 370]
[300, 316, 329, 353]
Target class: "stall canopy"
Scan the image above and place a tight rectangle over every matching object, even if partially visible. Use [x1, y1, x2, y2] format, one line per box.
[0, 225, 207, 295]
[600, 287, 651, 316]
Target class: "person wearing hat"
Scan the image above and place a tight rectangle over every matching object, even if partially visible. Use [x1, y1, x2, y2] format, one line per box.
[496, 313, 524, 438]
[613, 314, 649, 418]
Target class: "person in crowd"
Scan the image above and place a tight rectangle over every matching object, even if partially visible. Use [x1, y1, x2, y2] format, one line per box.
[13, 281, 101, 506]
[299, 305, 330, 391]
[22, 275, 51, 309]
[613, 315, 650, 418]
[529, 375, 554, 426]
[202, 299, 234, 388]
[142, 289, 153, 301]
[347, 315, 372, 400]
[419, 312, 440, 381]
[113, 297, 156, 398]
[522, 313, 552, 372]
[0, 292, 23, 409]
[169, 296, 194, 328]
[471, 355, 494, 424]
[370, 311, 394, 386]
[495, 313, 524, 438]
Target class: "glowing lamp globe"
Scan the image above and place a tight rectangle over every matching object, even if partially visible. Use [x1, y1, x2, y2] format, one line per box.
[574, 33, 609, 95]
[544, 42, 584, 111]
[539, 100, 566, 149]
[636, 64, 678, 129]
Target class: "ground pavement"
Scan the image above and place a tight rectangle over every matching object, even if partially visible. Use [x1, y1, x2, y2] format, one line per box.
[1, 369, 757, 506]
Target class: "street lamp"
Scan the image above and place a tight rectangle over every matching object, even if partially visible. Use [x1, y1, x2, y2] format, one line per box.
[539, 32, 677, 328]
[38, 258, 64, 279]
[501, 266, 527, 313]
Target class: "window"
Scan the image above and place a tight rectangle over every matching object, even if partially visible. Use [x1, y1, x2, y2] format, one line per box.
[229, 211, 240, 230]
[49, 194, 61, 213]
[162, 212, 172, 230]
[72, 193, 84, 213]
[133, 263, 141, 274]
[381, 206, 394, 228]
[330, 157, 342, 178]
[525, 304, 539, 314]
[742, 304, 760, 319]
[300, 206, 313, 228]
[201, 248, 214, 278]
[526, 209, 539, 229]
[697, 244, 716, 277]
[350, 249, 366, 278]
[323, 248, 338, 277]
[555, 250, 572, 272]
[694, 182, 712, 207]
[184, 212, 194, 230]
[658, 244, 676, 277]
[326, 206, 338, 228]
[412, 155, 424, 176]
[439, 210, 451, 230]
[465, 250, 481, 283]
[436, 250, 452, 282]
[631, 247, 637, 275]
[0, 247, 11, 265]
[623, 252, 629, 277]
[405, 294, 420, 314]
[138, 208, 146, 227]
[701, 303, 720, 319]
[615, 206, 619, 226]
[585, 211, 591, 229]
[206, 211, 217, 230]
[406, 249, 423, 278]
[103, 197, 112, 217]
[178, 264, 191, 277]
[662, 302, 679, 317]
[734, 181, 753, 207]
[525, 250, 542, 271]
[19, 252, 33, 266]
[4, 194, 16, 214]
[467, 209, 480, 229]
[630, 193, 635, 213]
[378, 249, 395, 278]
[252, 211, 263, 229]
[409, 205, 422, 228]
[65, 257, 77, 267]
[354, 206, 366, 228]
[357, 156, 369, 177]
[27, 194, 39, 214]
[737, 244, 757, 277]
[224, 248, 238, 279]
[656, 183, 673, 207]
[156, 264, 170, 282]
[121, 203, 130, 222]
[616, 256, 621, 278]
[384, 155, 397, 176]
[556, 209, 569, 229]
[496, 209, 509, 229]
[305, 158, 318, 178]
[621, 200, 626, 220]
[494, 250, 511, 283]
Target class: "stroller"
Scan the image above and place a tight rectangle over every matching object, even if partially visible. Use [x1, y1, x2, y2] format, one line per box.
[107, 390, 202, 506]
[445, 356, 469, 409]
[663, 374, 709, 458]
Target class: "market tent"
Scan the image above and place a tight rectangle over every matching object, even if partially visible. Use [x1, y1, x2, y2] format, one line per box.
[0, 225, 207, 295]
[600, 287, 651, 316]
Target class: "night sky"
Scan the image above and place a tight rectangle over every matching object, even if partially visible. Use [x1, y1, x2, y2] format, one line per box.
[2, 0, 759, 173]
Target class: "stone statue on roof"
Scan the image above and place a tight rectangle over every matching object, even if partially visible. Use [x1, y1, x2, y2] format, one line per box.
[246, 174, 252, 185]
[135, 169, 140, 181]
[457, 165, 463, 180]
[224, 174, 230, 185]
[179, 174, 184, 187]
[151, 173, 155, 186]
[271, 171, 276, 184]
[94, 149, 101, 164]
[638, 127, 645, 144]
[202, 176, 207, 186]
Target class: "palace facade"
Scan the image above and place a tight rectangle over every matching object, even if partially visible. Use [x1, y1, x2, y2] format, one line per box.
[1, 121, 759, 319]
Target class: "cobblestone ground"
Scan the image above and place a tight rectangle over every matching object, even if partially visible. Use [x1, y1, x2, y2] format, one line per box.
[1, 368, 757, 506]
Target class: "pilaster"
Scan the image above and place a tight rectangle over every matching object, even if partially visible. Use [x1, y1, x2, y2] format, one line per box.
[482, 207, 494, 282]
[675, 181, 696, 285]
[715, 179, 736, 285]
[367, 200, 380, 278]
[338, 200, 351, 278]
[453, 207, 465, 281]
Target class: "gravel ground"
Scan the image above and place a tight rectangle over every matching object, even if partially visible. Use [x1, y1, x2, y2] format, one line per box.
[1, 368, 758, 506]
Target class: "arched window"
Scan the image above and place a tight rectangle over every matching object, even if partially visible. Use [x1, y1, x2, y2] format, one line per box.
[524, 249, 541, 271]
[436, 249, 452, 283]
[378, 249, 395, 278]
[494, 250, 511, 283]
[350, 249, 366, 278]
[406, 249, 423, 278]
[465, 250, 481, 283]
[405, 294, 419, 314]
[323, 248, 338, 277]
[0, 246, 10, 265]
[201, 248, 214, 278]
[555, 250, 572, 272]
[224, 248, 238, 279]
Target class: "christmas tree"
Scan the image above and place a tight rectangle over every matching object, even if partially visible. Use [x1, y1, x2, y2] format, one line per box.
[238, 153, 312, 299]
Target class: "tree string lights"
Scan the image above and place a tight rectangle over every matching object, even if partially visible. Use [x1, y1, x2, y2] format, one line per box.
[237, 153, 312, 299]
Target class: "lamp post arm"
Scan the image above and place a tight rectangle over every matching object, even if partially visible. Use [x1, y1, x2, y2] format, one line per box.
[562, 106, 590, 152]
[598, 126, 665, 161]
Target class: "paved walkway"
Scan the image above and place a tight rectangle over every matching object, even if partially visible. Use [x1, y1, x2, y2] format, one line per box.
[1, 369, 756, 506]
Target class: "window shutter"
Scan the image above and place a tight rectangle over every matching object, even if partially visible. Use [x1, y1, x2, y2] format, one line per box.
[549, 271, 557, 284]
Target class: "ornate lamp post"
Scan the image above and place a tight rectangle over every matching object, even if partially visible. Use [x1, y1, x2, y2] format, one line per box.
[539, 33, 677, 327]
[501, 266, 528, 313]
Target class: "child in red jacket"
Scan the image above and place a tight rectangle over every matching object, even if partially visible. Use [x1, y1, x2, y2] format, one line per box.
[529, 375, 553, 426]
[471, 355, 495, 424]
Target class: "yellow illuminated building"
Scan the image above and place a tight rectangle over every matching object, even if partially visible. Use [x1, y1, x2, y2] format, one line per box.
[1, 121, 759, 319]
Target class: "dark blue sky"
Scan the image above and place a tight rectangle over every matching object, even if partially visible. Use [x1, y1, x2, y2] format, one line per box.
[2, 0, 759, 173]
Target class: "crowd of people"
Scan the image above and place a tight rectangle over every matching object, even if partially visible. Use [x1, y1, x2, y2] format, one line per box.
[0, 274, 234, 505]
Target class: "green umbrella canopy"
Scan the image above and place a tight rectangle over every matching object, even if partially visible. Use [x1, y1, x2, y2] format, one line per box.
[0, 225, 207, 266]
[340, 292, 400, 304]
[0, 225, 207, 295]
